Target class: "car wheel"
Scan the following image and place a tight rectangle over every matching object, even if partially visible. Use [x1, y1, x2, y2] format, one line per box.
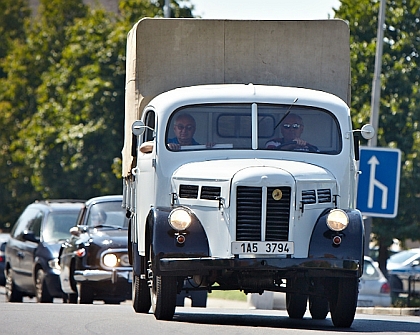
[133, 273, 151, 313]
[328, 277, 358, 328]
[149, 246, 177, 320]
[35, 268, 53, 303]
[67, 293, 78, 304]
[5, 269, 23, 302]
[286, 292, 308, 319]
[309, 295, 329, 320]
[77, 283, 94, 304]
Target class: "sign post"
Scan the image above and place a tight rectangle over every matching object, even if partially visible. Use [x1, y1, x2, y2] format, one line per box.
[356, 146, 401, 218]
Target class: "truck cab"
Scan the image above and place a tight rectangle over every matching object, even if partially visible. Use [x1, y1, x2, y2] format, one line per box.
[122, 18, 373, 328]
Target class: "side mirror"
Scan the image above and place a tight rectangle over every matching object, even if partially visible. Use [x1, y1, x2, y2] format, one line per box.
[412, 260, 420, 267]
[132, 120, 146, 136]
[360, 124, 375, 140]
[69, 226, 80, 237]
[22, 230, 40, 243]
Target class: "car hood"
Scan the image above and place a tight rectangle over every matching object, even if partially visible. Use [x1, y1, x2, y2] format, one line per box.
[40, 241, 63, 259]
[88, 228, 128, 248]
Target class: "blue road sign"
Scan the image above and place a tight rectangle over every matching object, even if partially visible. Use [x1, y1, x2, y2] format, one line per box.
[356, 146, 401, 218]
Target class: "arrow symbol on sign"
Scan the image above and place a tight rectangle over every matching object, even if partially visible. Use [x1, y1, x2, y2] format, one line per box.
[368, 155, 388, 209]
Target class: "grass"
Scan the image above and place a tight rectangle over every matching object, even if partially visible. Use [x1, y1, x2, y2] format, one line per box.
[208, 289, 247, 302]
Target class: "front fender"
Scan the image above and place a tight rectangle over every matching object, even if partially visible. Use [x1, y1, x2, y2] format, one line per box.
[149, 207, 209, 274]
[309, 208, 364, 276]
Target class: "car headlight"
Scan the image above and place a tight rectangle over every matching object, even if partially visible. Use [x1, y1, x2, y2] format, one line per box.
[48, 258, 61, 271]
[326, 209, 349, 232]
[120, 254, 130, 267]
[168, 207, 192, 231]
[103, 253, 118, 267]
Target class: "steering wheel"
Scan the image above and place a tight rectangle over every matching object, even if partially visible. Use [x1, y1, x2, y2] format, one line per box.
[277, 141, 318, 153]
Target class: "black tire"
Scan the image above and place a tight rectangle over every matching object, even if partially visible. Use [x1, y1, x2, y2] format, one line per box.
[309, 295, 329, 320]
[5, 269, 23, 303]
[35, 268, 53, 303]
[286, 292, 308, 319]
[77, 283, 94, 304]
[67, 293, 77, 304]
[150, 275, 177, 320]
[132, 273, 151, 313]
[328, 277, 358, 328]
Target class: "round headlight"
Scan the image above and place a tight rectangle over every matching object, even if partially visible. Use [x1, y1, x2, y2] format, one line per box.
[326, 209, 349, 232]
[120, 254, 130, 267]
[169, 208, 192, 231]
[103, 253, 118, 267]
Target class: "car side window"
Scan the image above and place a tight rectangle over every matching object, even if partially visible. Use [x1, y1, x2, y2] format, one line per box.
[10, 208, 39, 238]
[27, 211, 43, 239]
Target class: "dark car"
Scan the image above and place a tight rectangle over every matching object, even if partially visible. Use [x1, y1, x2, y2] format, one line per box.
[4, 200, 84, 302]
[59, 195, 131, 304]
[0, 233, 11, 286]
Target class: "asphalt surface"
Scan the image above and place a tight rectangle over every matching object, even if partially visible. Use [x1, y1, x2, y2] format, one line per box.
[208, 297, 420, 316]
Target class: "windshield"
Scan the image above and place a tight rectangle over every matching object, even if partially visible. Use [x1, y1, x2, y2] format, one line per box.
[388, 250, 419, 264]
[87, 201, 126, 228]
[166, 104, 341, 154]
[43, 212, 80, 243]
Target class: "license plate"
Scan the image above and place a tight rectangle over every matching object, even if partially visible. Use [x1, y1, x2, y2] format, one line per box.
[231, 241, 294, 255]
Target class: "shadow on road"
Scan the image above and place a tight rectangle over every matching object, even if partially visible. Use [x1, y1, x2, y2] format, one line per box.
[174, 309, 420, 333]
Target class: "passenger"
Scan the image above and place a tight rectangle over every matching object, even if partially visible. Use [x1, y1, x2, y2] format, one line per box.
[265, 113, 318, 152]
[167, 113, 200, 151]
[91, 210, 107, 226]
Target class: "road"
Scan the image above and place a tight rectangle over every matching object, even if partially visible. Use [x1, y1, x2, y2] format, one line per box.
[0, 288, 419, 335]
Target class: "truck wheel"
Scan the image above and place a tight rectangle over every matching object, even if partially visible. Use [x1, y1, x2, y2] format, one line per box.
[328, 277, 358, 328]
[77, 283, 94, 304]
[5, 269, 23, 302]
[35, 268, 53, 303]
[150, 275, 177, 320]
[133, 273, 151, 313]
[309, 295, 329, 319]
[286, 292, 307, 319]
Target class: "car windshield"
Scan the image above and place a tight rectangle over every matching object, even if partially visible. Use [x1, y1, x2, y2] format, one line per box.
[43, 212, 80, 243]
[87, 201, 126, 228]
[166, 104, 342, 154]
[388, 250, 419, 264]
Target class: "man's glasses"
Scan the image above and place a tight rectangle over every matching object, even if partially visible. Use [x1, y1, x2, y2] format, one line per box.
[175, 124, 194, 131]
[283, 123, 302, 129]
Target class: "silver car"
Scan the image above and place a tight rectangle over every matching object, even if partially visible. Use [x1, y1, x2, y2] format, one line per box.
[387, 248, 420, 302]
[358, 256, 391, 307]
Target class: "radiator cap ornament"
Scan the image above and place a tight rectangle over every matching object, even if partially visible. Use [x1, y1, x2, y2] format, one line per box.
[272, 189, 283, 200]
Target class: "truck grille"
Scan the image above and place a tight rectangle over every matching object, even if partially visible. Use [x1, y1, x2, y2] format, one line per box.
[179, 184, 199, 198]
[236, 186, 291, 241]
[201, 186, 221, 200]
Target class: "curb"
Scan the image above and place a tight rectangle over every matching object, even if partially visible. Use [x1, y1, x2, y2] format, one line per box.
[356, 306, 420, 316]
[208, 298, 420, 316]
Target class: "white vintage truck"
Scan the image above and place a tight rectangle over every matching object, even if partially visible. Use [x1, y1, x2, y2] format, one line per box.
[122, 18, 374, 327]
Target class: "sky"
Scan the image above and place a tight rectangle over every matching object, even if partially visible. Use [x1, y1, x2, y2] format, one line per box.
[190, 0, 341, 20]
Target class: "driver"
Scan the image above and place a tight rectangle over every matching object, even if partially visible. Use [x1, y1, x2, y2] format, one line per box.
[265, 113, 318, 151]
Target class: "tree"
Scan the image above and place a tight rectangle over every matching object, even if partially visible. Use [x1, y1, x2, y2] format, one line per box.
[0, 0, 195, 230]
[335, 0, 420, 272]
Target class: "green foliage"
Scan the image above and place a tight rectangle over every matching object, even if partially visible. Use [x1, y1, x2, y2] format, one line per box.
[335, 1, 420, 252]
[0, 0, 194, 230]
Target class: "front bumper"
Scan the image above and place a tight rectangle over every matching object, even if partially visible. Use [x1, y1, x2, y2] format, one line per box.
[74, 269, 132, 284]
[157, 256, 361, 277]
